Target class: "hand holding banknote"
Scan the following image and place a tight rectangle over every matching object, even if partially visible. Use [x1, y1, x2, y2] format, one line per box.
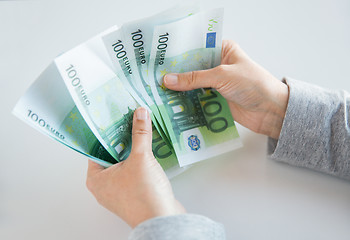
[164, 40, 289, 139]
[86, 41, 289, 229]
[86, 108, 185, 228]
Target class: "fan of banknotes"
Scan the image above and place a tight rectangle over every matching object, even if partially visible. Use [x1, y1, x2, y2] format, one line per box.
[13, 4, 242, 177]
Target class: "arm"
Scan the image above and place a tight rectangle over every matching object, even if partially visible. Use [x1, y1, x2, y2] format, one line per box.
[268, 78, 350, 179]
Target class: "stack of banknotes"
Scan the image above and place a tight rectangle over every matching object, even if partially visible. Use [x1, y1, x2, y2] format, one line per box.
[13, 4, 242, 177]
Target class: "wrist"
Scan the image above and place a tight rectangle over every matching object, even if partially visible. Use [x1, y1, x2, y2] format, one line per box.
[262, 81, 289, 139]
[129, 198, 186, 228]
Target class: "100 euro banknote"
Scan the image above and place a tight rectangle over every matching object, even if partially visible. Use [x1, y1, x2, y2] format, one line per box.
[149, 8, 241, 166]
[13, 61, 181, 176]
[13, 6, 242, 175]
[102, 28, 172, 144]
[53, 31, 181, 175]
[13, 63, 117, 167]
[105, 3, 200, 138]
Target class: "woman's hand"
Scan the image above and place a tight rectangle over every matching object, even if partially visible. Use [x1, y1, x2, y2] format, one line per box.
[86, 107, 186, 228]
[164, 40, 289, 139]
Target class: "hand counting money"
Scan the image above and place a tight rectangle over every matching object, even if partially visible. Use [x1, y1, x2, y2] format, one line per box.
[148, 8, 241, 166]
[13, 4, 242, 177]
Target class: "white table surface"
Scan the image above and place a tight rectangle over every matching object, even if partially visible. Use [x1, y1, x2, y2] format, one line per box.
[1, 0, 350, 239]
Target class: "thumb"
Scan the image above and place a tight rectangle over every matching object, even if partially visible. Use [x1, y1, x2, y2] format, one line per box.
[163, 66, 224, 91]
[130, 107, 153, 157]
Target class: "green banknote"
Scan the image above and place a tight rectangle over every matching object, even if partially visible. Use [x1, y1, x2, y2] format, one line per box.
[14, 6, 243, 177]
[149, 8, 241, 166]
[54, 33, 180, 173]
[116, 3, 200, 136]
[13, 63, 180, 174]
[13, 63, 117, 167]
[102, 28, 171, 144]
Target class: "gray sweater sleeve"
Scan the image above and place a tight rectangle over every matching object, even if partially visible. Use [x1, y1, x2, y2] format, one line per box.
[268, 78, 350, 179]
[128, 214, 225, 240]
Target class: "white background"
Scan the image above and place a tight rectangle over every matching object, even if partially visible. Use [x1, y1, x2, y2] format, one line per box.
[1, 0, 350, 239]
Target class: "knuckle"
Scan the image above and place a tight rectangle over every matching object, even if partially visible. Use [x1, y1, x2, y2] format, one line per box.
[187, 71, 198, 89]
[132, 128, 151, 136]
[225, 39, 240, 50]
[213, 65, 229, 90]
[216, 64, 227, 73]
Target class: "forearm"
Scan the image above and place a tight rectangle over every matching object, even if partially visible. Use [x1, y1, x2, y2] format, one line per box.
[268, 78, 350, 179]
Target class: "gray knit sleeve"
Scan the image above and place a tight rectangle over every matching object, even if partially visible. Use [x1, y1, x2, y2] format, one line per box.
[268, 78, 350, 179]
[128, 214, 225, 240]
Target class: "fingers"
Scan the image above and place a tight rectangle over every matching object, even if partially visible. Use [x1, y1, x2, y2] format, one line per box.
[163, 66, 224, 91]
[131, 107, 153, 157]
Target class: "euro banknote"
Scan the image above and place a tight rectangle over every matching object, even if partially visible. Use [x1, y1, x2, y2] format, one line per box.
[54, 31, 177, 171]
[13, 5, 242, 175]
[13, 61, 182, 177]
[12, 63, 117, 167]
[102, 28, 173, 144]
[13, 26, 183, 176]
[148, 8, 241, 166]
[103, 3, 200, 138]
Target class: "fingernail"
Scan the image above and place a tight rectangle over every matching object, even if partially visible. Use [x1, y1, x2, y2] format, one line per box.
[164, 74, 178, 85]
[136, 107, 148, 120]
